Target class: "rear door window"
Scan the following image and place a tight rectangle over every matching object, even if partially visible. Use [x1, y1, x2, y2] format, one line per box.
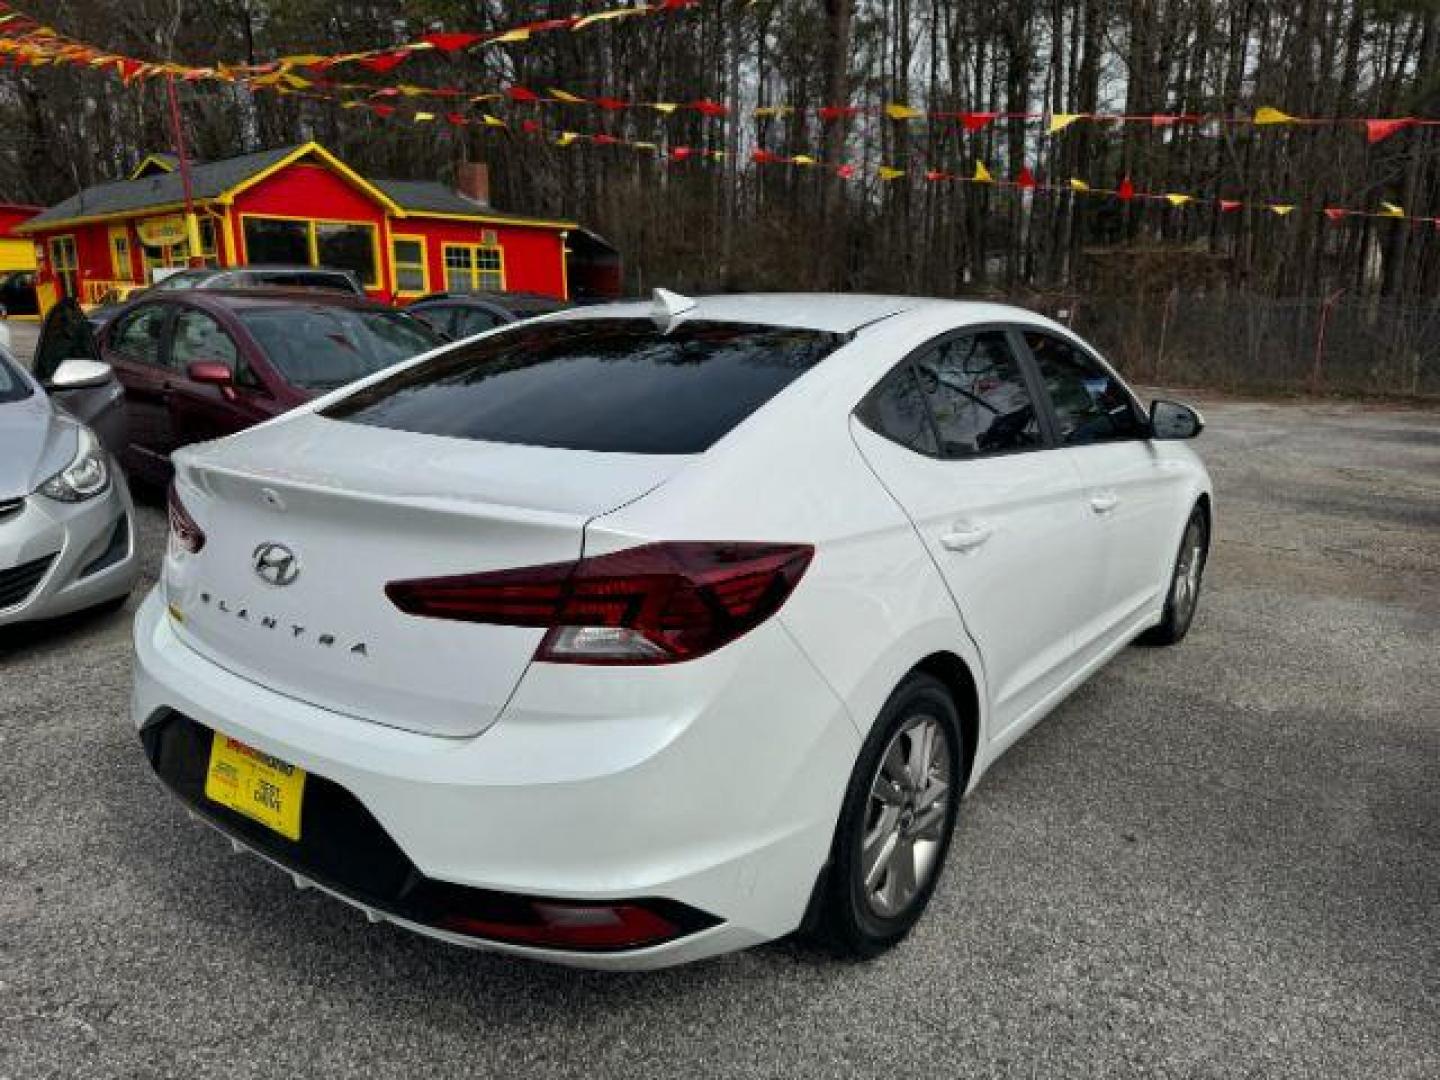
[913, 331, 1043, 457]
[323, 319, 846, 454]
[109, 305, 169, 368]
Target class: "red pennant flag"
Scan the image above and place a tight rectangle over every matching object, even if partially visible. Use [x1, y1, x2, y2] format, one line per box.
[521, 119, 541, 134]
[1219, 199, 1242, 212]
[924, 169, 949, 182]
[592, 133, 621, 145]
[359, 50, 409, 74]
[1150, 114, 1177, 128]
[1016, 165, 1036, 189]
[505, 85, 541, 102]
[1323, 208, 1348, 222]
[594, 97, 628, 111]
[751, 149, 783, 165]
[306, 57, 340, 72]
[960, 112, 998, 132]
[691, 99, 729, 117]
[670, 146, 694, 161]
[818, 105, 858, 122]
[835, 164, 856, 180]
[118, 57, 145, 83]
[518, 18, 576, 33]
[1117, 176, 1135, 201]
[369, 104, 396, 118]
[660, 0, 699, 8]
[421, 32, 482, 52]
[370, 86, 401, 99]
[1364, 118, 1414, 144]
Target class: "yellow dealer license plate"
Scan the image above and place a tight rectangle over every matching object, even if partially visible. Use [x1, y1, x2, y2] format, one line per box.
[204, 733, 307, 841]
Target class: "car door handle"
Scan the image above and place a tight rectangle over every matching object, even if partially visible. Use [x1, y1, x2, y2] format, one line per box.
[1089, 491, 1120, 514]
[940, 523, 994, 552]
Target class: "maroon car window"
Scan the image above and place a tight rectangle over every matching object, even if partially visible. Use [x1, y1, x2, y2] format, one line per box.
[238, 308, 441, 391]
[172, 311, 238, 370]
[110, 306, 168, 368]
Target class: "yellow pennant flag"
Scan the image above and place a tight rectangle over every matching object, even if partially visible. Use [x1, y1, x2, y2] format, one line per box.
[573, 9, 643, 30]
[278, 54, 324, 69]
[479, 114, 508, 128]
[633, 141, 658, 151]
[1069, 177, 1090, 192]
[341, 101, 363, 110]
[884, 103, 923, 121]
[486, 29, 530, 45]
[973, 161, 993, 183]
[397, 84, 428, 97]
[282, 74, 312, 89]
[754, 106, 790, 118]
[1165, 193, 1194, 207]
[1380, 201, 1405, 218]
[547, 88, 587, 103]
[878, 166, 906, 181]
[557, 131, 581, 147]
[1048, 113, 1083, 134]
[1268, 204, 1295, 216]
[650, 103, 679, 114]
[1254, 107, 1295, 125]
[414, 112, 435, 122]
[791, 155, 817, 166]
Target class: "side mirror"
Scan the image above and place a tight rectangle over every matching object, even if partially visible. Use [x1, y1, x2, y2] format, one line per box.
[1150, 399, 1204, 440]
[49, 358, 114, 390]
[187, 360, 234, 387]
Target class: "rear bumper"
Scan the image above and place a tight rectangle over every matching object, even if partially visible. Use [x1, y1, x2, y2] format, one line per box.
[131, 587, 858, 969]
[0, 472, 137, 626]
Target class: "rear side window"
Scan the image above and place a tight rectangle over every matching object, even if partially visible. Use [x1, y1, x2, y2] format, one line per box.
[240, 308, 441, 391]
[1025, 331, 1144, 445]
[323, 319, 845, 454]
[856, 364, 937, 456]
[913, 331, 1042, 457]
[110, 306, 169, 367]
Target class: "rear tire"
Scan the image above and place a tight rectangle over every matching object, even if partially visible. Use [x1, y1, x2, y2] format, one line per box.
[812, 673, 963, 958]
[1140, 505, 1209, 646]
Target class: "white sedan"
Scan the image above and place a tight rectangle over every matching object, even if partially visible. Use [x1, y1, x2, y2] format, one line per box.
[132, 292, 1211, 968]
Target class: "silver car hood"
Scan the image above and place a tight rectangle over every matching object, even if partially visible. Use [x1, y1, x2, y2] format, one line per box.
[0, 392, 77, 501]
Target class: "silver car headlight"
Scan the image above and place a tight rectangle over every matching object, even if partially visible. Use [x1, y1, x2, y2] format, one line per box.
[38, 426, 110, 503]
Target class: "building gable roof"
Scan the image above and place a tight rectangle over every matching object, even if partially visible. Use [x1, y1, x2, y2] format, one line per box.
[375, 178, 574, 229]
[21, 145, 302, 231]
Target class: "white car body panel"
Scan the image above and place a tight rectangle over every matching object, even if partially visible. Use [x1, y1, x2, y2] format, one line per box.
[132, 293, 1212, 967]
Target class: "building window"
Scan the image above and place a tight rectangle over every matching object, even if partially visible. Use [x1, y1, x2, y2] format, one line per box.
[142, 241, 187, 279]
[443, 242, 504, 293]
[392, 236, 428, 295]
[48, 235, 78, 298]
[242, 216, 379, 288]
[108, 227, 133, 281]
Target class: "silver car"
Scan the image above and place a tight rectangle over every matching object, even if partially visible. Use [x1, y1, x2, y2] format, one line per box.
[0, 320, 137, 627]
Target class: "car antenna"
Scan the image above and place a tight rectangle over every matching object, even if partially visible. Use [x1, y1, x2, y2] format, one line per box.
[650, 288, 696, 335]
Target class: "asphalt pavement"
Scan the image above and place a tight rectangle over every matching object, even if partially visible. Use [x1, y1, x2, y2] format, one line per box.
[1, 382, 1436, 1078]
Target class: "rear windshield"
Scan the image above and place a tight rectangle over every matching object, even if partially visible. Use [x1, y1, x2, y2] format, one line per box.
[322, 319, 846, 454]
[240, 308, 443, 391]
[245, 272, 358, 294]
[0, 350, 31, 403]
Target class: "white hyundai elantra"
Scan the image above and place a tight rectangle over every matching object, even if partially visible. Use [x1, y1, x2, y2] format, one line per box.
[132, 292, 1211, 969]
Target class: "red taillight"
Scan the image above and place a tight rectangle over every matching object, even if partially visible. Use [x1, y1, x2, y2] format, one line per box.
[385, 541, 814, 664]
[167, 482, 206, 554]
[440, 901, 682, 951]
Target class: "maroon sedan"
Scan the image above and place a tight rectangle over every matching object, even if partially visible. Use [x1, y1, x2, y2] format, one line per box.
[33, 291, 444, 487]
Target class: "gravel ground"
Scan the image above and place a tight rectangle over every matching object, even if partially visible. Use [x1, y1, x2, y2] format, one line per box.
[1, 381, 1436, 1078]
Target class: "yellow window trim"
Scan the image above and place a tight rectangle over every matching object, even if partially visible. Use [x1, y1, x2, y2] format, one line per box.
[108, 225, 134, 281]
[237, 212, 382, 288]
[442, 241, 506, 292]
[391, 233, 429, 296]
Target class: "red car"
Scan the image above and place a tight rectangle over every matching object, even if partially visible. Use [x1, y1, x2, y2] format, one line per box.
[33, 291, 444, 487]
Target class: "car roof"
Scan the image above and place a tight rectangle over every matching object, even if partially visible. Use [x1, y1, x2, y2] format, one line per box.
[411, 291, 568, 311]
[539, 293, 1040, 335]
[144, 288, 393, 313]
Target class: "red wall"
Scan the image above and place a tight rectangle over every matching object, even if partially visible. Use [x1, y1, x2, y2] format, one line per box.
[400, 217, 567, 300]
[0, 204, 40, 238]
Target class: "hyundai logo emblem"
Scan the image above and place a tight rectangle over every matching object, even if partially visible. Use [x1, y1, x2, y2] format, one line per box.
[252, 542, 301, 588]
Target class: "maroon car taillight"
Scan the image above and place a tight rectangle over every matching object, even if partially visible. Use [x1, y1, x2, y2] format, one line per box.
[166, 482, 206, 554]
[385, 542, 814, 664]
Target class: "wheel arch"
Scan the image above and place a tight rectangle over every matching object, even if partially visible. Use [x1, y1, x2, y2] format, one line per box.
[910, 651, 980, 792]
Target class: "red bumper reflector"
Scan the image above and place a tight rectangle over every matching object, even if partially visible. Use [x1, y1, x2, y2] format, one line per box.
[440, 901, 683, 951]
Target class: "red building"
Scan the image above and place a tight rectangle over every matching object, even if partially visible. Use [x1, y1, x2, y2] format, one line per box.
[17, 142, 609, 314]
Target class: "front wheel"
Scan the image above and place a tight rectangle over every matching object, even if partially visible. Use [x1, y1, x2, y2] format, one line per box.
[812, 673, 963, 958]
[1140, 505, 1209, 646]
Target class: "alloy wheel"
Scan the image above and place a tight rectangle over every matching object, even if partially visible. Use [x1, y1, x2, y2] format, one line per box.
[859, 713, 953, 919]
[1172, 518, 1206, 625]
